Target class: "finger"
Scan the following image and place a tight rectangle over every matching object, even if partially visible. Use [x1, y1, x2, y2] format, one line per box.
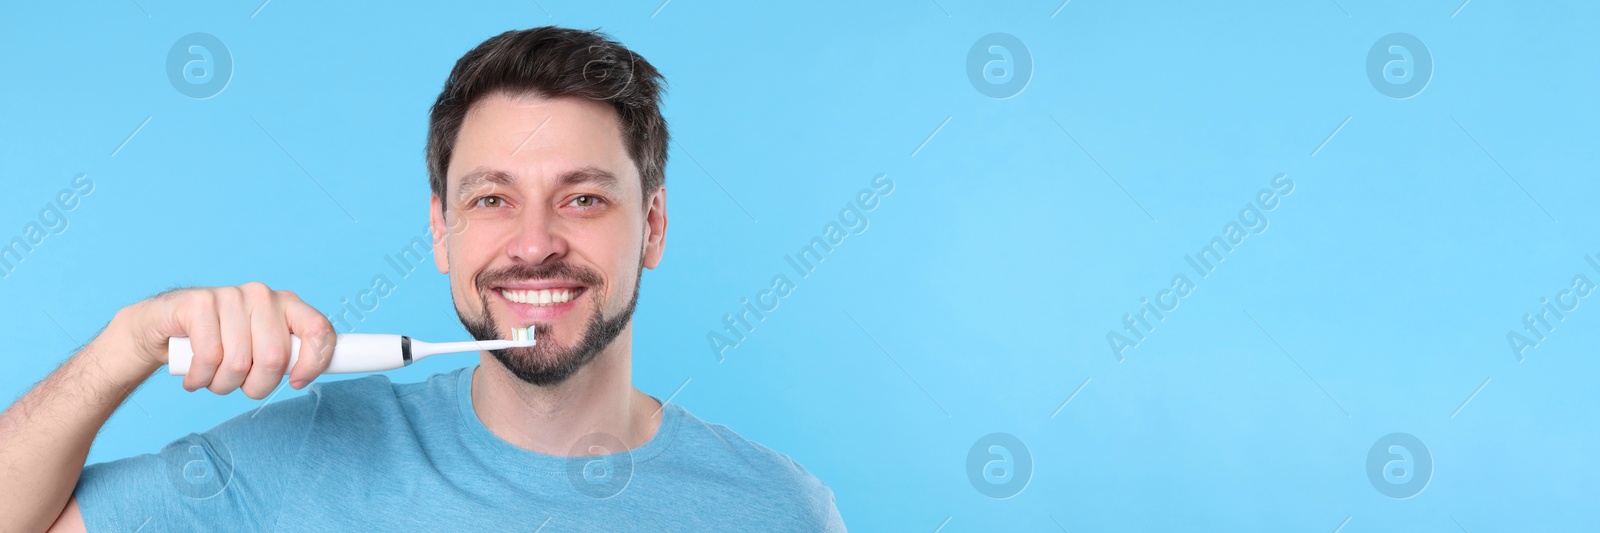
[281, 290, 335, 389]
[208, 287, 252, 395]
[240, 284, 290, 400]
[179, 290, 223, 392]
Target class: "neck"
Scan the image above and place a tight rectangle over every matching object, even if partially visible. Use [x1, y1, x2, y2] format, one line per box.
[470, 326, 661, 455]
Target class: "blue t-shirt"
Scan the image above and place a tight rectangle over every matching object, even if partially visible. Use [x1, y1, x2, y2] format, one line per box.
[74, 366, 845, 531]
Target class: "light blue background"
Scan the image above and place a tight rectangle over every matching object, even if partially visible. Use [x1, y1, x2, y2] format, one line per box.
[3, 0, 1598, 530]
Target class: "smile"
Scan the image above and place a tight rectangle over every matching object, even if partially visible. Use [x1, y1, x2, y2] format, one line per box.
[499, 287, 583, 306]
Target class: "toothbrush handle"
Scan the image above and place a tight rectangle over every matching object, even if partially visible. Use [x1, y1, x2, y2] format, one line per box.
[167, 333, 407, 376]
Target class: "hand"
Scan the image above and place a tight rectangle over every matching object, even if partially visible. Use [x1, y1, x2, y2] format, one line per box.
[115, 282, 336, 398]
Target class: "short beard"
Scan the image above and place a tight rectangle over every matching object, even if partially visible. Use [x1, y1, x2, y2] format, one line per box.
[455, 263, 641, 387]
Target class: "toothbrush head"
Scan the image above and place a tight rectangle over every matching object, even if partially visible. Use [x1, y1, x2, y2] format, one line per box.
[512, 327, 533, 342]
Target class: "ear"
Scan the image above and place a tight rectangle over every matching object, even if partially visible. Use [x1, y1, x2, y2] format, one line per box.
[429, 195, 450, 274]
[641, 186, 667, 270]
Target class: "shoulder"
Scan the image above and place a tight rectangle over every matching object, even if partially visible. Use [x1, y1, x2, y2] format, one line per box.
[298, 367, 459, 407]
[259, 369, 458, 434]
[304, 374, 390, 398]
[666, 404, 843, 528]
[672, 409, 815, 481]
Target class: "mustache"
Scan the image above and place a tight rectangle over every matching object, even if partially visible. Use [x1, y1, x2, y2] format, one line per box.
[474, 260, 606, 293]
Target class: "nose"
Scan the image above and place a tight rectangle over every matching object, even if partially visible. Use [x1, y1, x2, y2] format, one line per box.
[506, 205, 568, 265]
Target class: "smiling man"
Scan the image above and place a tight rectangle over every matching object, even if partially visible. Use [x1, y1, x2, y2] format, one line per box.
[0, 27, 845, 531]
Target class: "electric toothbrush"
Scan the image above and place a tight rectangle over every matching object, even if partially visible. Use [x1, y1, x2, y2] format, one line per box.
[166, 327, 536, 376]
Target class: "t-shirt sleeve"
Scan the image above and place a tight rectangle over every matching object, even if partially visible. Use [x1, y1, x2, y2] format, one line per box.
[789, 458, 847, 532]
[819, 490, 847, 532]
[73, 389, 321, 532]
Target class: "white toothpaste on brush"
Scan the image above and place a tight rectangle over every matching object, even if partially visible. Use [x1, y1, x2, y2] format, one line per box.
[166, 327, 536, 376]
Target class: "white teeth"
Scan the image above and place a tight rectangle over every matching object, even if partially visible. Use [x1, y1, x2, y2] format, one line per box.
[500, 288, 579, 307]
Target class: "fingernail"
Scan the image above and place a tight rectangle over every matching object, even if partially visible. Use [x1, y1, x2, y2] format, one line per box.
[290, 379, 306, 389]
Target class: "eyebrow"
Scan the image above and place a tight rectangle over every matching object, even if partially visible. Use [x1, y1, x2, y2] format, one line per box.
[557, 166, 619, 192]
[453, 166, 621, 202]
[454, 168, 516, 202]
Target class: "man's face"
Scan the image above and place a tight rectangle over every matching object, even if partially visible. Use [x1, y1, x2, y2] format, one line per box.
[430, 92, 666, 386]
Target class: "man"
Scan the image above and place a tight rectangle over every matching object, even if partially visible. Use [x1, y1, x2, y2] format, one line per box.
[0, 26, 845, 531]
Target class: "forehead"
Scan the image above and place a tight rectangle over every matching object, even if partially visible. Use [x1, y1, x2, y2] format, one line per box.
[447, 92, 637, 195]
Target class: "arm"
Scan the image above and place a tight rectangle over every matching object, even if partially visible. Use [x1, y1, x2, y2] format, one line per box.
[0, 283, 335, 532]
[0, 316, 153, 532]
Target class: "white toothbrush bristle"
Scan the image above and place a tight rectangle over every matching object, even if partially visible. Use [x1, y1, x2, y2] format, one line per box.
[513, 327, 531, 342]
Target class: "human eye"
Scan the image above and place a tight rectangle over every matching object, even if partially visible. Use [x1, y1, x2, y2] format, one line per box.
[567, 194, 606, 209]
[472, 195, 508, 208]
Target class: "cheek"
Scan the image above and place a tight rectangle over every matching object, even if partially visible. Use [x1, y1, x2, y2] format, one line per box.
[448, 230, 502, 284]
[582, 226, 642, 276]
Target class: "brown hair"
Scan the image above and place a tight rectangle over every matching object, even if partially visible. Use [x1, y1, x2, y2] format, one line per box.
[426, 27, 668, 211]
